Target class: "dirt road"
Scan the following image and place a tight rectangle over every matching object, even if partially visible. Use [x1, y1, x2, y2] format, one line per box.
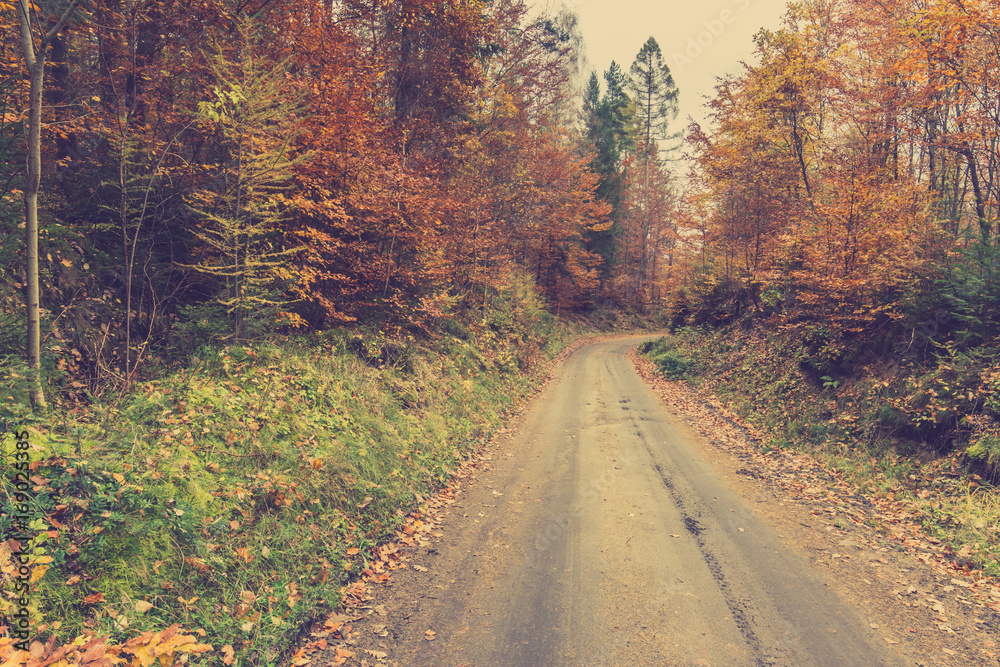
[322, 336, 917, 666]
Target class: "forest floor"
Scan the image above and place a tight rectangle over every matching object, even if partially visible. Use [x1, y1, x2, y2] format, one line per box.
[288, 336, 1000, 667]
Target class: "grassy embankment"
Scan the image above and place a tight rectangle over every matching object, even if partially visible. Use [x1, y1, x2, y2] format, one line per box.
[0, 291, 591, 664]
[642, 326, 1000, 576]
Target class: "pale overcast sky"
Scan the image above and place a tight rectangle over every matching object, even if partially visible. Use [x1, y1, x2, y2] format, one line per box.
[534, 0, 792, 131]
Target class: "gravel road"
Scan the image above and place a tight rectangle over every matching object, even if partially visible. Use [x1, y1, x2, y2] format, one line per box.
[335, 336, 909, 666]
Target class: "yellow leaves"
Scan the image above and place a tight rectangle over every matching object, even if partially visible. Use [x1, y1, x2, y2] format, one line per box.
[29, 564, 49, 583]
[120, 625, 213, 667]
[0, 625, 208, 667]
[0, 648, 30, 667]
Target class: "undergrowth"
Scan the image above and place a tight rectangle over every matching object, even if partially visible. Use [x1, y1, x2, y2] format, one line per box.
[0, 286, 585, 664]
[642, 326, 1000, 577]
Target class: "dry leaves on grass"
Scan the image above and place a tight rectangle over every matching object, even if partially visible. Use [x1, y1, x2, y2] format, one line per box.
[0, 624, 212, 667]
[631, 350, 1000, 610]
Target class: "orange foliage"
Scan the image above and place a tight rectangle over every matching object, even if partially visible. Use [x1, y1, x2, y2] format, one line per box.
[0, 624, 211, 667]
[678, 0, 953, 338]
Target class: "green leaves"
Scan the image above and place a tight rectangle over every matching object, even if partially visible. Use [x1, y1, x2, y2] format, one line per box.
[183, 16, 310, 341]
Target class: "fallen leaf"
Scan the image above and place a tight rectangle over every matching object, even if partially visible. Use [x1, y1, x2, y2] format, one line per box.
[135, 600, 154, 613]
[222, 645, 235, 665]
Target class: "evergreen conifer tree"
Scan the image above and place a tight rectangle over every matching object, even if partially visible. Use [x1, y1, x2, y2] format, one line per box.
[629, 37, 679, 157]
[628, 37, 680, 305]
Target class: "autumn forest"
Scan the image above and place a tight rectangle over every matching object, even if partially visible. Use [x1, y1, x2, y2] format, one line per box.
[1, 0, 679, 397]
[0, 0, 998, 400]
[2, 0, 1000, 661]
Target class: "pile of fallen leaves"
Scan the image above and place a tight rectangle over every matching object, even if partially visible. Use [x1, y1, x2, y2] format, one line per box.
[0, 624, 213, 667]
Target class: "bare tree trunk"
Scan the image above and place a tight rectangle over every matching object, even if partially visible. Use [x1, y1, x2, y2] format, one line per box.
[16, 0, 80, 408]
[962, 145, 991, 242]
[23, 60, 45, 408]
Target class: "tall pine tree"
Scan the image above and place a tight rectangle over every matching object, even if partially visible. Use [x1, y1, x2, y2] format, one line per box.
[629, 37, 679, 157]
[627, 37, 680, 305]
[582, 63, 637, 282]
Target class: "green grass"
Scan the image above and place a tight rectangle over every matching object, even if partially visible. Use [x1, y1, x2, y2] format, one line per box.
[1, 300, 587, 664]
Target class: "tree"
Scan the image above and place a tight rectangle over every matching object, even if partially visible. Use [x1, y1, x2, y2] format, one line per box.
[629, 36, 679, 157]
[627, 36, 679, 307]
[582, 63, 637, 285]
[14, 0, 81, 407]
[617, 153, 676, 305]
[185, 17, 308, 340]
